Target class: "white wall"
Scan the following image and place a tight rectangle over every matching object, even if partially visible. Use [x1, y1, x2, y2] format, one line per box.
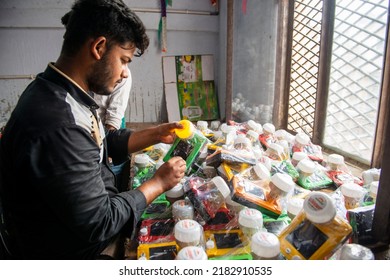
[0, 0, 221, 126]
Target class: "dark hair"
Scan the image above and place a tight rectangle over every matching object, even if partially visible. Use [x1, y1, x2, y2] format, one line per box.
[60, 0, 149, 56]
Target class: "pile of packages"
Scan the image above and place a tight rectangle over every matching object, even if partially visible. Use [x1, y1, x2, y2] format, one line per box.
[126, 119, 380, 260]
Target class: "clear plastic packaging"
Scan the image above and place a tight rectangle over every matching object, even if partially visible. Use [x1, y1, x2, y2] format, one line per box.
[326, 154, 364, 187]
[184, 176, 230, 222]
[259, 123, 276, 149]
[279, 191, 352, 260]
[163, 120, 207, 174]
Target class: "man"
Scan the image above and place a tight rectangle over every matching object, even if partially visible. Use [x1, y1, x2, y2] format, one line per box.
[0, 0, 186, 259]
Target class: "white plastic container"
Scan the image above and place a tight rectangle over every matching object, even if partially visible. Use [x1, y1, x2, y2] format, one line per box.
[327, 154, 345, 171]
[174, 219, 203, 249]
[291, 151, 308, 167]
[294, 133, 310, 148]
[338, 243, 375, 260]
[340, 182, 365, 209]
[287, 197, 304, 220]
[251, 231, 281, 260]
[165, 183, 185, 204]
[238, 208, 264, 238]
[176, 246, 208, 260]
[268, 173, 295, 201]
[172, 199, 194, 221]
[297, 159, 316, 180]
[134, 153, 152, 169]
[263, 123, 275, 135]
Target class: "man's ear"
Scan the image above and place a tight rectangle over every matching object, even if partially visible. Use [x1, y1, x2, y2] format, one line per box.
[91, 36, 107, 60]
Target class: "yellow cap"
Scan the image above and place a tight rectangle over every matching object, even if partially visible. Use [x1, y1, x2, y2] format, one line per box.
[175, 120, 195, 139]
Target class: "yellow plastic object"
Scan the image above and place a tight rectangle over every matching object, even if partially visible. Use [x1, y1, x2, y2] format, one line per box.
[204, 229, 250, 259]
[137, 241, 178, 260]
[279, 192, 352, 260]
[175, 120, 194, 139]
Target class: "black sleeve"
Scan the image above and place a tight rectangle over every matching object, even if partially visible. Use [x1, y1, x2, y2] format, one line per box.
[105, 128, 132, 165]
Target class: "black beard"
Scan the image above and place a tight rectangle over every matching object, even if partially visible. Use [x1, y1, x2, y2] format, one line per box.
[87, 54, 113, 96]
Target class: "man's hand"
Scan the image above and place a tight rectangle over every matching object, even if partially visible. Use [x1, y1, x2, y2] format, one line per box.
[155, 122, 183, 144]
[137, 156, 186, 204]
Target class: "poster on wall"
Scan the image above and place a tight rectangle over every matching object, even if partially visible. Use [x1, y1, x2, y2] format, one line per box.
[163, 55, 219, 122]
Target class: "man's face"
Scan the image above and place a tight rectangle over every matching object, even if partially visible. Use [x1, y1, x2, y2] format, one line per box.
[88, 42, 135, 96]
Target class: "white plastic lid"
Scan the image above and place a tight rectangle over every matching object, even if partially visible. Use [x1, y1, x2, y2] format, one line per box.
[251, 232, 280, 258]
[176, 246, 208, 260]
[197, 120, 208, 130]
[370, 181, 379, 195]
[165, 183, 184, 198]
[247, 120, 258, 131]
[174, 219, 202, 243]
[304, 192, 336, 224]
[339, 244, 375, 260]
[268, 143, 284, 154]
[287, 197, 304, 216]
[297, 159, 316, 174]
[206, 239, 215, 249]
[234, 134, 251, 147]
[341, 182, 365, 199]
[224, 125, 236, 134]
[139, 227, 148, 236]
[134, 153, 151, 166]
[263, 123, 275, 134]
[211, 176, 230, 198]
[270, 173, 295, 193]
[292, 151, 308, 161]
[295, 133, 310, 145]
[328, 154, 344, 165]
[238, 208, 263, 228]
[274, 129, 286, 139]
[253, 163, 271, 180]
[246, 130, 259, 140]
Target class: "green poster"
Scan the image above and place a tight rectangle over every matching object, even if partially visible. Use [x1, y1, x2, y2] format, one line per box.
[175, 55, 219, 121]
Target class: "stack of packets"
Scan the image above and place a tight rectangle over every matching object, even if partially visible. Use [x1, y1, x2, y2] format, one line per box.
[125, 119, 380, 260]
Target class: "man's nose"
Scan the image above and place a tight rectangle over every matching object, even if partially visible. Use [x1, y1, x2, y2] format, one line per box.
[122, 67, 129, 79]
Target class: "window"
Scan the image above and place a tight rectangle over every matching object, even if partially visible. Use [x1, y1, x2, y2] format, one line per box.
[286, 0, 389, 168]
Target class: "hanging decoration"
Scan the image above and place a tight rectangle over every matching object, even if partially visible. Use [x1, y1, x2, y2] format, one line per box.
[242, 0, 247, 15]
[158, 0, 172, 53]
[210, 0, 217, 6]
